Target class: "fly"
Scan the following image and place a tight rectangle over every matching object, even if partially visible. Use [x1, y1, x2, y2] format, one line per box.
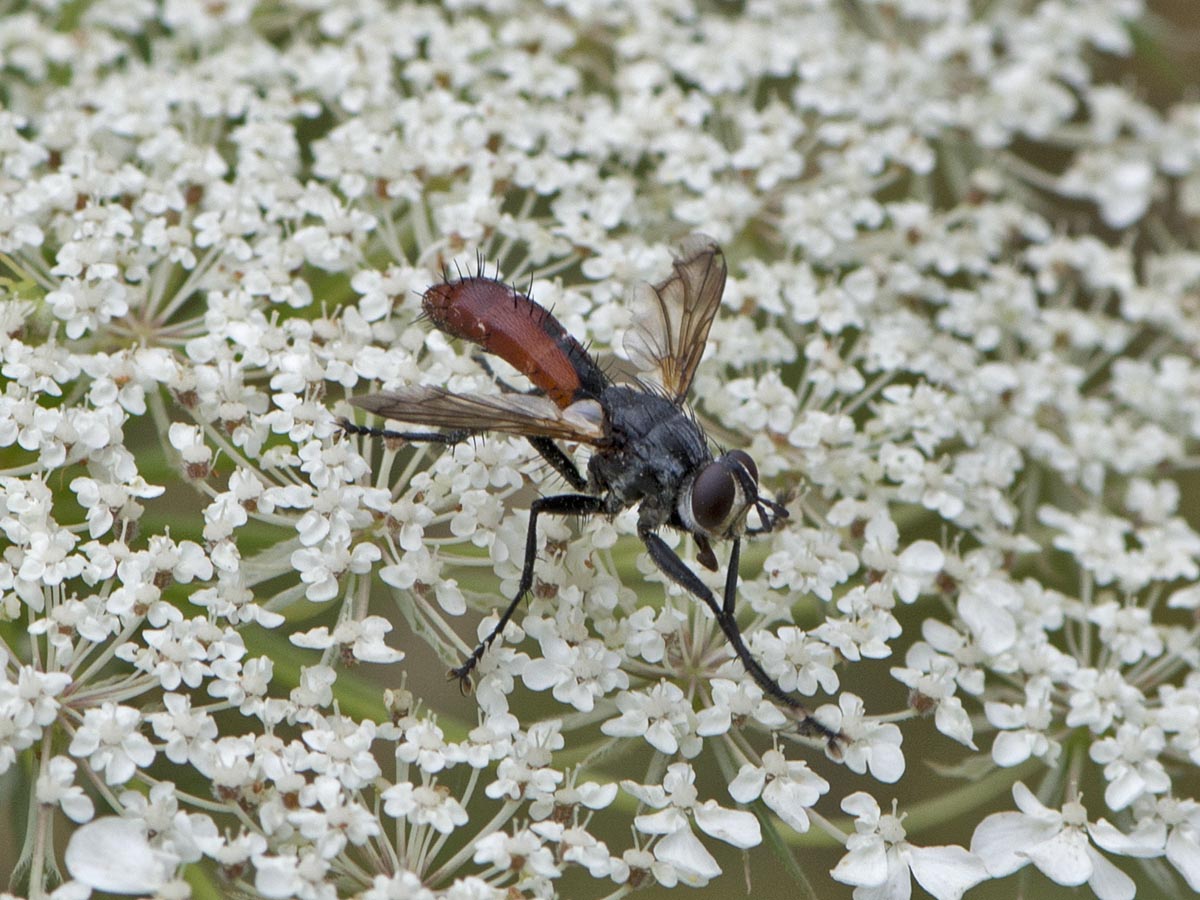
[343, 235, 839, 747]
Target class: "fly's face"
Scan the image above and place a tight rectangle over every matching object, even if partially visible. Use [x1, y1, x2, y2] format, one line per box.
[678, 449, 788, 542]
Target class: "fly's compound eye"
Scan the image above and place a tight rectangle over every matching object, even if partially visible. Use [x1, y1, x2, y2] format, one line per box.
[690, 461, 738, 533]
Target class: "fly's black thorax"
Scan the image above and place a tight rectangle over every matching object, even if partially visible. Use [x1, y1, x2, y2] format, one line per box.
[588, 386, 711, 528]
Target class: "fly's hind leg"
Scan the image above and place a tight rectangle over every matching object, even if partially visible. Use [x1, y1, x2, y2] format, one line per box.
[469, 355, 589, 491]
[339, 419, 474, 445]
[342, 410, 585, 490]
[452, 492, 605, 689]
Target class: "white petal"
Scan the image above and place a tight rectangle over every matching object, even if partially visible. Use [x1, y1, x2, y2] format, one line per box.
[991, 730, 1034, 767]
[521, 658, 563, 691]
[901, 540, 944, 574]
[1102, 768, 1144, 811]
[1089, 818, 1165, 858]
[970, 811, 1055, 877]
[841, 791, 882, 821]
[693, 802, 761, 849]
[907, 844, 989, 900]
[634, 807, 687, 836]
[831, 837, 888, 887]
[1011, 781, 1057, 821]
[1097, 160, 1152, 228]
[727, 765, 765, 804]
[435, 581, 466, 615]
[576, 781, 618, 810]
[853, 854, 913, 900]
[934, 699, 976, 749]
[1025, 828, 1091, 886]
[1085, 845, 1136, 900]
[65, 818, 172, 894]
[868, 741, 906, 783]
[60, 791, 95, 824]
[654, 827, 721, 880]
[644, 719, 680, 755]
[48, 883, 92, 900]
[854, 849, 913, 900]
[1166, 828, 1200, 891]
[984, 701, 1025, 729]
[762, 780, 819, 833]
[254, 854, 301, 899]
[620, 781, 666, 807]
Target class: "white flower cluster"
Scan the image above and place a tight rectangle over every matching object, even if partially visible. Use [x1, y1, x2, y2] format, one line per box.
[2, 1, 1199, 899]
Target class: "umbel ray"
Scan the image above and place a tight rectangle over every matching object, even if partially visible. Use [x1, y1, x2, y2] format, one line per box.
[342, 234, 842, 750]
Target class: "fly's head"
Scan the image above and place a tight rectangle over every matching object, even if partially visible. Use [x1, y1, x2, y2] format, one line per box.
[678, 449, 789, 555]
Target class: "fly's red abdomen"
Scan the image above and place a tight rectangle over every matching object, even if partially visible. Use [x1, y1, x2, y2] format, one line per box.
[423, 277, 607, 408]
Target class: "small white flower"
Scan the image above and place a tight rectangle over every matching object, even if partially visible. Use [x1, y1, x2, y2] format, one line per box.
[253, 849, 332, 900]
[530, 819, 623, 879]
[521, 632, 628, 712]
[68, 702, 156, 785]
[822, 692, 906, 783]
[751, 625, 841, 695]
[1088, 600, 1164, 666]
[971, 782, 1144, 900]
[602, 682, 701, 758]
[36, 756, 94, 823]
[146, 692, 218, 766]
[728, 748, 829, 834]
[472, 828, 560, 879]
[361, 870, 436, 900]
[1089, 723, 1170, 810]
[291, 615, 405, 663]
[695, 677, 787, 735]
[395, 718, 451, 775]
[832, 792, 987, 900]
[1065, 667, 1145, 733]
[985, 680, 1061, 767]
[623, 762, 761, 886]
[302, 715, 383, 790]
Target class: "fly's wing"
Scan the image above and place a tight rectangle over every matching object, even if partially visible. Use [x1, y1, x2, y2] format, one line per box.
[350, 387, 606, 444]
[623, 234, 727, 404]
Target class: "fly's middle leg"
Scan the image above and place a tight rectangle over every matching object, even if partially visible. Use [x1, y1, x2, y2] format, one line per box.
[451, 492, 606, 689]
[527, 436, 588, 491]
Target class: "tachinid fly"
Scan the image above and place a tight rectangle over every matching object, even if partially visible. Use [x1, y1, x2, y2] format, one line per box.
[343, 235, 840, 748]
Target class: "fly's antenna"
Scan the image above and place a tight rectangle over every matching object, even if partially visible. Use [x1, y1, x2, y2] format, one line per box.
[747, 495, 790, 534]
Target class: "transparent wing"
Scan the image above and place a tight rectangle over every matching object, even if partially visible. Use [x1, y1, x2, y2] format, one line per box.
[350, 387, 606, 444]
[623, 234, 727, 403]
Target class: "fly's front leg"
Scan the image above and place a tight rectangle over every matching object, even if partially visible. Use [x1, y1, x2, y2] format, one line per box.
[638, 528, 843, 749]
[452, 492, 606, 689]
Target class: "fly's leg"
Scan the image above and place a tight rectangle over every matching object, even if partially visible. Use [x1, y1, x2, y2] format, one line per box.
[342, 417, 585, 488]
[471, 353, 527, 395]
[527, 436, 588, 491]
[339, 419, 473, 444]
[470, 355, 589, 491]
[452, 493, 606, 689]
[639, 528, 844, 752]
